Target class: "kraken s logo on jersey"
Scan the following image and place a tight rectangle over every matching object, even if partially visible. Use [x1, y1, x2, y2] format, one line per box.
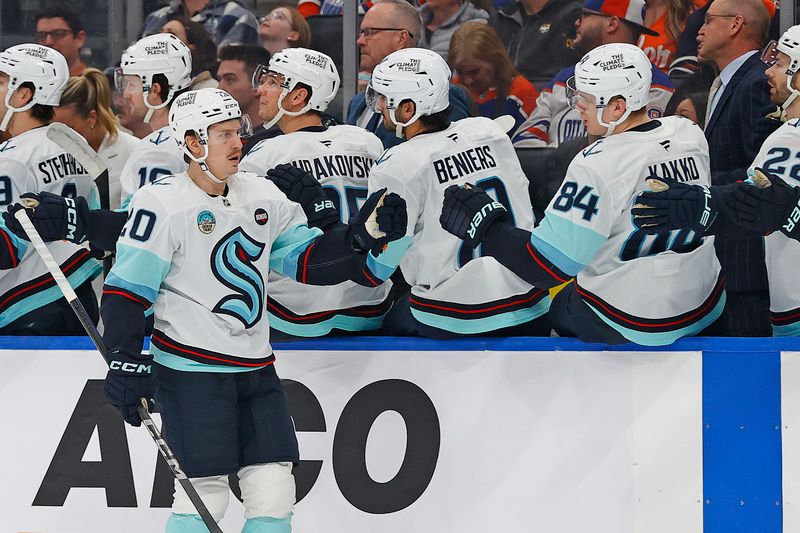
[211, 228, 267, 329]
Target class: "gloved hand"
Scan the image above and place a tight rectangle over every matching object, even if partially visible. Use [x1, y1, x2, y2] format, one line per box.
[348, 188, 407, 253]
[440, 184, 508, 248]
[729, 167, 800, 239]
[754, 104, 785, 143]
[103, 349, 155, 427]
[632, 177, 718, 235]
[266, 164, 340, 229]
[3, 191, 90, 243]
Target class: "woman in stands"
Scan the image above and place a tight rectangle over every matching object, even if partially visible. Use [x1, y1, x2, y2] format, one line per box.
[54, 68, 139, 210]
[161, 16, 218, 89]
[448, 22, 539, 139]
[639, 0, 703, 73]
[258, 6, 311, 55]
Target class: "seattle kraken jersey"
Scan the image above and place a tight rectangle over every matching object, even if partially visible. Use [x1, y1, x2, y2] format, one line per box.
[239, 125, 390, 336]
[118, 126, 187, 205]
[0, 127, 101, 327]
[749, 118, 800, 336]
[368, 116, 550, 334]
[105, 171, 322, 372]
[531, 116, 724, 345]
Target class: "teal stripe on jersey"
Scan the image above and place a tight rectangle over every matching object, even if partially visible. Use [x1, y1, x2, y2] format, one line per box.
[773, 322, 800, 337]
[88, 187, 100, 210]
[0, 220, 28, 260]
[531, 214, 607, 275]
[366, 236, 411, 281]
[0, 259, 101, 327]
[269, 224, 323, 279]
[410, 297, 551, 334]
[151, 344, 262, 373]
[120, 194, 132, 212]
[269, 309, 388, 337]
[108, 244, 171, 303]
[588, 292, 726, 346]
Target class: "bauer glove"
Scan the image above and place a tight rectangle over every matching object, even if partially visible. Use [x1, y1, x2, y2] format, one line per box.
[440, 184, 508, 248]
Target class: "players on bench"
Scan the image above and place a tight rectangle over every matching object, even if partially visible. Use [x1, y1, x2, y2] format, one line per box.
[9, 87, 406, 530]
[633, 25, 800, 336]
[440, 43, 726, 345]
[239, 48, 392, 339]
[0, 43, 102, 335]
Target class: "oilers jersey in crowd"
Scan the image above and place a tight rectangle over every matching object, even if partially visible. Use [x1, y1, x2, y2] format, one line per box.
[368, 116, 550, 334]
[512, 64, 674, 147]
[118, 126, 187, 205]
[104, 171, 323, 372]
[239, 125, 391, 336]
[531, 116, 724, 345]
[0, 126, 102, 327]
[749, 118, 800, 336]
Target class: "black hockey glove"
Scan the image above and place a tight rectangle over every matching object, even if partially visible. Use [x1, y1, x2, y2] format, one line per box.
[348, 188, 407, 254]
[754, 105, 785, 144]
[103, 349, 155, 427]
[729, 168, 800, 239]
[632, 177, 718, 235]
[3, 192, 90, 243]
[266, 163, 340, 229]
[440, 184, 508, 248]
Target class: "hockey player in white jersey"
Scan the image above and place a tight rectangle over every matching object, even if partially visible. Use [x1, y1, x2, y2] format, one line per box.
[0, 44, 101, 334]
[63, 87, 406, 531]
[239, 48, 391, 338]
[441, 43, 725, 346]
[634, 26, 800, 336]
[115, 33, 192, 204]
[363, 47, 551, 338]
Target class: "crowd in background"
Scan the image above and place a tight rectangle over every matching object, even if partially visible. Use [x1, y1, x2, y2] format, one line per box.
[0, 0, 791, 338]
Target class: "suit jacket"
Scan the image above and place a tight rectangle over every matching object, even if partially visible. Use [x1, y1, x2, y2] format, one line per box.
[346, 83, 473, 150]
[705, 52, 772, 293]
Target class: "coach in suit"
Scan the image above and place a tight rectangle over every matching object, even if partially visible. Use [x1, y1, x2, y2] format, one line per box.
[698, 0, 777, 336]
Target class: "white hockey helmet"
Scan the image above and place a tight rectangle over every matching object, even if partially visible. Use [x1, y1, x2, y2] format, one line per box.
[169, 88, 253, 183]
[115, 33, 192, 123]
[252, 47, 340, 130]
[0, 44, 69, 131]
[762, 24, 800, 110]
[566, 42, 652, 136]
[367, 47, 451, 138]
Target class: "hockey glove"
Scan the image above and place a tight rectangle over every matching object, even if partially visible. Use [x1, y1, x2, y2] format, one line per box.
[632, 177, 718, 235]
[3, 192, 90, 243]
[730, 168, 800, 239]
[440, 184, 508, 248]
[103, 349, 155, 427]
[266, 163, 340, 229]
[754, 105, 785, 144]
[349, 188, 407, 253]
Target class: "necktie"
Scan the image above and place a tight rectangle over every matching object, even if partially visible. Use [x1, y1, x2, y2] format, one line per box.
[705, 75, 723, 130]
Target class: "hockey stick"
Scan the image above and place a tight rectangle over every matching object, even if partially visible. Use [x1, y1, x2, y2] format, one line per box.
[46, 122, 114, 274]
[13, 209, 224, 533]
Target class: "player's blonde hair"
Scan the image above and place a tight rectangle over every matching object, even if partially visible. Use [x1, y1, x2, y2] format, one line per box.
[58, 68, 119, 141]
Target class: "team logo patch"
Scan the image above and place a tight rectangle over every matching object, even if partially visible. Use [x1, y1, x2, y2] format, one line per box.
[254, 208, 269, 225]
[197, 210, 216, 234]
[539, 23, 551, 33]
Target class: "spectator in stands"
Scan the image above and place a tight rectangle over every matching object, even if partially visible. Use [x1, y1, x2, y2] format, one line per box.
[664, 64, 715, 127]
[697, 0, 776, 336]
[54, 69, 139, 210]
[347, 0, 473, 149]
[449, 22, 538, 136]
[514, 0, 673, 147]
[489, 0, 582, 84]
[258, 6, 311, 55]
[217, 44, 281, 154]
[419, 0, 490, 61]
[670, 0, 778, 77]
[638, 0, 700, 73]
[298, 0, 373, 16]
[141, 0, 259, 47]
[34, 7, 88, 77]
[161, 16, 219, 89]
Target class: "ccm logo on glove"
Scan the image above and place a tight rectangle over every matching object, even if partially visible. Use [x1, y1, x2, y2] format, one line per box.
[109, 360, 152, 374]
[65, 198, 79, 241]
